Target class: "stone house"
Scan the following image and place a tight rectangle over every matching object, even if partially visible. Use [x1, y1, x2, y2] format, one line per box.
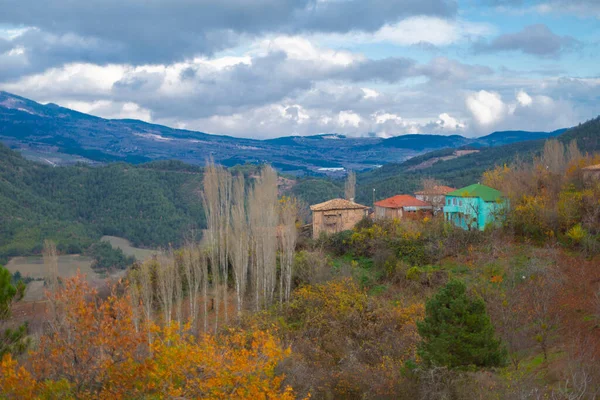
[443, 184, 507, 231]
[310, 198, 369, 238]
[374, 195, 433, 220]
[414, 185, 456, 212]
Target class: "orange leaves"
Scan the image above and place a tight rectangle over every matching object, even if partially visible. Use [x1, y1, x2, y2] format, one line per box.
[490, 275, 503, 284]
[0, 273, 295, 399]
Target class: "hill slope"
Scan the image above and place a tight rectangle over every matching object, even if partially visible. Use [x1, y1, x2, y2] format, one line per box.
[0, 144, 205, 263]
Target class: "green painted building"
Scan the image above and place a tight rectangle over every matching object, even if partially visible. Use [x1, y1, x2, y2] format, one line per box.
[443, 184, 507, 231]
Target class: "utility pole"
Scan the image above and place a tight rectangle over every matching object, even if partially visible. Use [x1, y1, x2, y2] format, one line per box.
[372, 188, 376, 207]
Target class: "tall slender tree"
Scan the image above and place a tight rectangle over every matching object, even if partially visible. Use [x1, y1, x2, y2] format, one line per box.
[156, 251, 176, 327]
[229, 174, 250, 317]
[278, 196, 298, 304]
[345, 171, 356, 201]
[249, 166, 279, 310]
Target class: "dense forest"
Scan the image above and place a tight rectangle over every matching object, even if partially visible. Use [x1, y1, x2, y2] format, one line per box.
[0, 145, 205, 263]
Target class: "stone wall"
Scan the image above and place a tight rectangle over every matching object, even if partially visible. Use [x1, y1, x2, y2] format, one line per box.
[313, 208, 367, 238]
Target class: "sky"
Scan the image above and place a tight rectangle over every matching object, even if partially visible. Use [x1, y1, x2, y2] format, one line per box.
[0, 0, 598, 139]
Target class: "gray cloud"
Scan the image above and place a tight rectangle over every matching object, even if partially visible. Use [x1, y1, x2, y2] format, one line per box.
[336, 57, 417, 83]
[0, 0, 456, 69]
[474, 24, 581, 57]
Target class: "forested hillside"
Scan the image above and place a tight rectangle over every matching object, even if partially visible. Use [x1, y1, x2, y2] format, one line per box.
[0, 144, 204, 263]
[353, 117, 599, 205]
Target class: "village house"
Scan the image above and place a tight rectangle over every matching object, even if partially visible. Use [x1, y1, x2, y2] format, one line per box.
[414, 185, 456, 212]
[443, 183, 507, 231]
[582, 164, 600, 183]
[310, 198, 369, 238]
[374, 195, 433, 220]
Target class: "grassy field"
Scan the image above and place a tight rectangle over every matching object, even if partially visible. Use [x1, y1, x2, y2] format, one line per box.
[101, 235, 158, 261]
[5, 254, 96, 280]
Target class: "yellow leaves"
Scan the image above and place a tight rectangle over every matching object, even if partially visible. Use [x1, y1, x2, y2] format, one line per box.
[566, 224, 587, 243]
[3, 273, 296, 400]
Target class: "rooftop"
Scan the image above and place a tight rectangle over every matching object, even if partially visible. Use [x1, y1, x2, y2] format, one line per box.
[375, 195, 432, 209]
[446, 183, 504, 202]
[582, 164, 600, 171]
[310, 198, 369, 211]
[414, 185, 457, 195]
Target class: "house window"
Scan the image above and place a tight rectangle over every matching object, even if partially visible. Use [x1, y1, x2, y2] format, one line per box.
[453, 198, 457, 205]
[459, 200, 463, 206]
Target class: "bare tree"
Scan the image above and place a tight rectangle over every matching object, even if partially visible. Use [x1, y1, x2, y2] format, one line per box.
[43, 240, 59, 291]
[137, 259, 155, 345]
[540, 139, 566, 175]
[278, 196, 298, 304]
[181, 243, 205, 333]
[345, 171, 356, 201]
[156, 251, 177, 327]
[202, 159, 232, 331]
[127, 277, 142, 333]
[249, 165, 279, 310]
[229, 174, 249, 317]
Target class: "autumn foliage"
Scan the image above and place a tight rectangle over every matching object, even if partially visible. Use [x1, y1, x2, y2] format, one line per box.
[0, 273, 295, 399]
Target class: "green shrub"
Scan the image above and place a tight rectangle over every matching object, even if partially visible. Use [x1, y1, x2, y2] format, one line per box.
[417, 280, 507, 369]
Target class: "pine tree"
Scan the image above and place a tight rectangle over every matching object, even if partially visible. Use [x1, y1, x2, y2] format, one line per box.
[0, 265, 29, 357]
[417, 280, 506, 369]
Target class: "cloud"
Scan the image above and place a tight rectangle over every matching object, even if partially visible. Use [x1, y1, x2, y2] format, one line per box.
[436, 113, 465, 130]
[536, 1, 600, 18]
[473, 24, 580, 57]
[516, 90, 532, 106]
[0, 0, 456, 69]
[466, 90, 507, 126]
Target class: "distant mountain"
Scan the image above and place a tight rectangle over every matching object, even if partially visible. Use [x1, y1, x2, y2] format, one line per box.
[476, 129, 566, 147]
[0, 91, 567, 174]
[378, 134, 472, 151]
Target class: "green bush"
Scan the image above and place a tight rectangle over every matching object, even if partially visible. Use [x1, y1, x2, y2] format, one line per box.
[86, 241, 136, 270]
[417, 280, 507, 369]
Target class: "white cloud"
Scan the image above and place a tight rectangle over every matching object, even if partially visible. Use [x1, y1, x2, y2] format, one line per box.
[252, 36, 360, 66]
[516, 90, 533, 106]
[373, 17, 493, 46]
[361, 88, 380, 99]
[437, 113, 465, 130]
[338, 110, 362, 127]
[374, 112, 402, 124]
[465, 90, 506, 126]
[318, 17, 494, 47]
[64, 99, 152, 121]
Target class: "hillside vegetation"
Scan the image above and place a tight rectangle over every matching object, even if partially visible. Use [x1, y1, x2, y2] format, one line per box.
[0, 144, 204, 263]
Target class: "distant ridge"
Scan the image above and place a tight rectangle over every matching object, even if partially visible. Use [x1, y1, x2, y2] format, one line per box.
[0, 90, 568, 174]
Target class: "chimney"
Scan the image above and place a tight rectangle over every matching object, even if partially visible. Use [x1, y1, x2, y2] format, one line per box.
[350, 197, 355, 202]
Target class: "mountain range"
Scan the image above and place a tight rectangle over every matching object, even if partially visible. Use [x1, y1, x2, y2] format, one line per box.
[0, 91, 566, 174]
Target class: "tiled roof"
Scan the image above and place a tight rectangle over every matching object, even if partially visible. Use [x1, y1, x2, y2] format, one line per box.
[310, 198, 369, 211]
[375, 195, 432, 209]
[446, 184, 504, 202]
[582, 164, 600, 171]
[414, 185, 457, 195]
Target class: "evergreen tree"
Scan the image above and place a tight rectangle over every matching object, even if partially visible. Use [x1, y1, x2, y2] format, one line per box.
[417, 280, 506, 369]
[0, 265, 29, 357]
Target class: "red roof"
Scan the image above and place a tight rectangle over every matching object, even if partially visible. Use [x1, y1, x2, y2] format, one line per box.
[375, 195, 432, 209]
